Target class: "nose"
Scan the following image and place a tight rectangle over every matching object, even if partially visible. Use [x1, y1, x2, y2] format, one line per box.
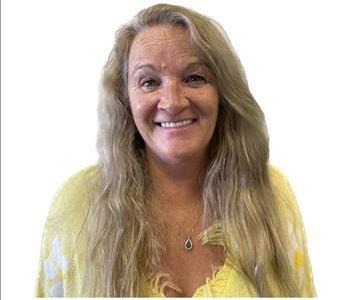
[157, 80, 189, 115]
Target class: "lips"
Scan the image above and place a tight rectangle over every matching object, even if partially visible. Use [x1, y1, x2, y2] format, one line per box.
[155, 118, 196, 128]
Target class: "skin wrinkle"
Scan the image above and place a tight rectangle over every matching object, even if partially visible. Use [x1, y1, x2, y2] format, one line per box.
[127, 25, 222, 296]
[82, 4, 313, 297]
[128, 25, 219, 169]
[131, 62, 211, 79]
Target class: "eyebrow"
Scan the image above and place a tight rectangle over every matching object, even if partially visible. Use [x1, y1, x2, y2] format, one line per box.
[130, 61, 208, 77]
[131, 64, 156, 76]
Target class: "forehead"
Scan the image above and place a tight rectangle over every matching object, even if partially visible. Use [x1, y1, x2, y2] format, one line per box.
[128, 25, 198, 70]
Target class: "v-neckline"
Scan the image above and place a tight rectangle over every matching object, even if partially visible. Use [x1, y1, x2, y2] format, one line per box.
[150, 257, 230, 297]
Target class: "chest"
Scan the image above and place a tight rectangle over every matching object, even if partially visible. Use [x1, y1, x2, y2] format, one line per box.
[157, 234, 225, 297]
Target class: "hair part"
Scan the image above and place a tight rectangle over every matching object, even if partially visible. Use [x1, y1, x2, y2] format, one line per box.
[84, 3, 300, 296]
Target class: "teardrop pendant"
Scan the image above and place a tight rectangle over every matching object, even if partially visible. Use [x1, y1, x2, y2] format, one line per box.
[184, 238, 193, 251]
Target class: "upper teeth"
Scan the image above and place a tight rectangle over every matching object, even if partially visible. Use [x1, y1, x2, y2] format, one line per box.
[160, 119, 194, 128]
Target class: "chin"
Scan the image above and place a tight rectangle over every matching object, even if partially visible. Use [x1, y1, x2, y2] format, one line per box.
[160, 148, 205, 163]
[147, 143, 208, 164]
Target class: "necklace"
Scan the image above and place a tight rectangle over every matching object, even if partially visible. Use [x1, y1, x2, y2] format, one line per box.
[184, 212, 202, 252]
[153, 194, 203, 252]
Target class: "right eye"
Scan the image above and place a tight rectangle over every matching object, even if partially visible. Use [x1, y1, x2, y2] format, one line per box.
[140, 79, 159, 89]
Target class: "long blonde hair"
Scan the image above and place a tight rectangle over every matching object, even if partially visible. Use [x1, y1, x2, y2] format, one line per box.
[84, 3, 300, 296]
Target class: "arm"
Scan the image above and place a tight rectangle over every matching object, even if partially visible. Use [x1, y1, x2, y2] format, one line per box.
[35, 166, 98, 297]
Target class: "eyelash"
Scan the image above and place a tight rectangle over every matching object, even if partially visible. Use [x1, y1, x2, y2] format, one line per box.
[140, 74, 207, 89]
[184, 74, 207, 84]
[140, 79, 158, 88]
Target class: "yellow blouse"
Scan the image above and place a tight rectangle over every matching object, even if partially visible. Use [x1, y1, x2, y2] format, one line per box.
[35, 165, 316, 297]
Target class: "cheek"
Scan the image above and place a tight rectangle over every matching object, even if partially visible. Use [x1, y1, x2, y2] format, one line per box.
[209, 90, 220, 116]
[192, 85, 218, 104]
[129, 93, 157, 124]
[205, 93, 219, 131]
[199, 90, 219, 118]
[128, 93, 142, 126]
[208, 94, 219, 112]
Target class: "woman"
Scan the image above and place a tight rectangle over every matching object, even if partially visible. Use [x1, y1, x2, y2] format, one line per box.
[35, 3, 316, 297]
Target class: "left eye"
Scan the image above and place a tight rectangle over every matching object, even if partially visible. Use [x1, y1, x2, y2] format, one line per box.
[185, 75, 206, 84]
[141, 79, 159, 88]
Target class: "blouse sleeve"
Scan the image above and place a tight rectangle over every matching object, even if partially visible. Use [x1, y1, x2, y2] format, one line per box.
[269, 166, 317, 297]
[35, 222, 68, 297]
[35, 166, 98, 297]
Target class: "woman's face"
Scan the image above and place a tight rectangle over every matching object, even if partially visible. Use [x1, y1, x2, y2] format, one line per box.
[127, 25, 219, 165]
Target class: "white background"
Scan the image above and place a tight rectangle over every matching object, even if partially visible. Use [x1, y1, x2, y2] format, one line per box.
[2, 0, 350, 299]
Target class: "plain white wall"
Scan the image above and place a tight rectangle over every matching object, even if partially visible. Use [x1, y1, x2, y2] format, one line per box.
[2, 0, 350, 299]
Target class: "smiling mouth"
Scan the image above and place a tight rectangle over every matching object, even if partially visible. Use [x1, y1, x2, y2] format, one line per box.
[156, 119, 196, 128]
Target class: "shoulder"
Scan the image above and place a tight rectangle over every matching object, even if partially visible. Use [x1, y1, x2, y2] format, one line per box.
[45, 165, 102, 249]
[268, 165, 300, 218]
[48, 165, 101, 223]
[267, 165, 303, 239]
[268, 164, 294, 194]
[267, 165, 304, 237]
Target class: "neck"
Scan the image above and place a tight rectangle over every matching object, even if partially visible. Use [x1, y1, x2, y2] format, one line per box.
[146, 151, 208, 209]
